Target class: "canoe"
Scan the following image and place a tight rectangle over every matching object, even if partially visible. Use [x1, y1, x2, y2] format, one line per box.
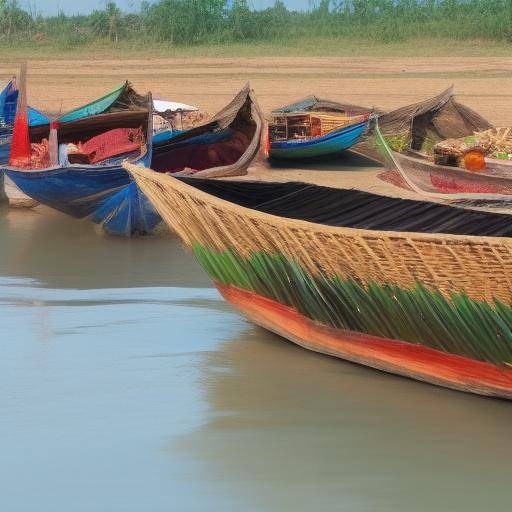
[268, 96, 372, 160]
[375, 122, 512, 202]
[4, 97, 155, 235]
[125, 162, 512, 399]
[151, 84, 263, 178]
[4, 84, 264, 235]
[269, 119, 370, 160]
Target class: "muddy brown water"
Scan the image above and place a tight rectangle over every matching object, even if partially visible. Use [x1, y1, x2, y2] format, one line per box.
[1, 205, 512, 511]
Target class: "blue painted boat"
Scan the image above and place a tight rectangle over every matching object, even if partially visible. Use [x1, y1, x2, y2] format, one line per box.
[269, 120, 370, 160]
[5, 85, 264, 235]
[4, 94, 157, 235]
[268, 96, 372, 160]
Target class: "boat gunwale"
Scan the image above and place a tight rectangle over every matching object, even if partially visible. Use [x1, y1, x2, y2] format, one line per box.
[124, 162, 512, 247]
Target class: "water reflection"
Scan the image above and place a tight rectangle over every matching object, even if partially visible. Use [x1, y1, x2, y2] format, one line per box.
[178, 324, 512, 511]
[0, 206, 211, 289]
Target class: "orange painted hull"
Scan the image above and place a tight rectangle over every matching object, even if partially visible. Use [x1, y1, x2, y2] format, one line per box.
[218, 283, 512, 399]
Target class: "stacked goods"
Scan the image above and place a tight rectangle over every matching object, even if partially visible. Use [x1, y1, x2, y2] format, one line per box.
[155, 110, 209, 133]
[269, 111, 368, 142]
[434, 128, 512, 171]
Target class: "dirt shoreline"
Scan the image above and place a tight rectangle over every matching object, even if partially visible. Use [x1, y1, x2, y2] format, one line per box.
[1, 55, 511, 197]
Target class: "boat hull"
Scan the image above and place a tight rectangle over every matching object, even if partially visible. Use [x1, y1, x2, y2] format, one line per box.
[1, 139, 39, 208]
[5, 154, 161, 235]
[393, 151, 512, 195]
[269, 120, 368, 160]
[219, 283, 512, 399]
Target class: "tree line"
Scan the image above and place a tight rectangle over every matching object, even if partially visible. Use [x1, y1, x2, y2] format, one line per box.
[1, 0, 511, 47]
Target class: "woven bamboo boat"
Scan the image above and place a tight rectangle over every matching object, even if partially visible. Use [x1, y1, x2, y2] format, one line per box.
[125, 162, 512, 399]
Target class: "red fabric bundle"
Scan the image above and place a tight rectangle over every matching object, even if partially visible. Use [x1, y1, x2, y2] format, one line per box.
[9, 113, 32, 168]
[68, 127, 144, 165]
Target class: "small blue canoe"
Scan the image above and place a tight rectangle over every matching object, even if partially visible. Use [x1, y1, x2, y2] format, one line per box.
[268, 96, 372, 160]
[269, 119, 370, 160]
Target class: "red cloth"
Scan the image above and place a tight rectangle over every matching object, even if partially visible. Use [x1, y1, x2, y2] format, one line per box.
[9, 113, 32, 168]
[76, 127, 144, 164]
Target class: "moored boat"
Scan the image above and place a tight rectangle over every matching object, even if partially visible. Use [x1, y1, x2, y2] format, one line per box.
[125, 163, 512, 399]
[268, 96, 372, 160]
[4, 85, 155, 234]
[376, 123, 512, 201]
[4, 84, 264, 235]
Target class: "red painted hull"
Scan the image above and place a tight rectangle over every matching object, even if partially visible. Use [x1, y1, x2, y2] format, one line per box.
[217, 283, 512, 399]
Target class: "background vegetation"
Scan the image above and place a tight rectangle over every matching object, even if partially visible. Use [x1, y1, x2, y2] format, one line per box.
[0, 0, 511, 49]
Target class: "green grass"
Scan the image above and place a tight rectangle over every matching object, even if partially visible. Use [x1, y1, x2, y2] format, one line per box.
[1, 37, 510, 61]
[193, 243, 512, 367]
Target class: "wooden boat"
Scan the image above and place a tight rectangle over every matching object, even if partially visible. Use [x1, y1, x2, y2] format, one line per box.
[3, 85, 155, 234]
[4, 84, 264, 235]
[1, 79, 153, 208]
[125, 163, 512, 399]
[376, 123, 512, 201]
[268, 96, 372, 160]
[151, 84, 263, 178]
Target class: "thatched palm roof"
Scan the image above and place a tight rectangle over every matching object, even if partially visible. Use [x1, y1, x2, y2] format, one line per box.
[272, 95, 373, 116]
[379, 86, 492, 140]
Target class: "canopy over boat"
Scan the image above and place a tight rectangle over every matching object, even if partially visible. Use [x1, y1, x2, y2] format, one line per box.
[354, 86, 493, 162]
[378, 85, 492, 152]
[125, 162, 512, 399]
[272, 96, 372, 116]
[153, 99, 198, 113]
[58, 81, 148, 123]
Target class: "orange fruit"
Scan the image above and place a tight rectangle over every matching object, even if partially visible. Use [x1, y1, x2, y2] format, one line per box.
[464, 150, 486, 172]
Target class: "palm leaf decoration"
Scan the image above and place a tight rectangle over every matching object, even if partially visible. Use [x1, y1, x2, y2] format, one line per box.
[193, 243, 512, 367]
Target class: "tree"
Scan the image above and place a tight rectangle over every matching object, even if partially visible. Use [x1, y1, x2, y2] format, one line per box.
[106, 1, 121, 43]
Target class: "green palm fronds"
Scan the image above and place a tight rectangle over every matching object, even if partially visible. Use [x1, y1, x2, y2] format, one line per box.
[193, 243, 512, 367]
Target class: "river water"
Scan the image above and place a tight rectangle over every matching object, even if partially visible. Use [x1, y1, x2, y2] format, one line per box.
[1, 205, 512, 511]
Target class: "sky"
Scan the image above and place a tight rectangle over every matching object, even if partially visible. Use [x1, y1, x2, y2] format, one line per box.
[25, 0, 312, 16]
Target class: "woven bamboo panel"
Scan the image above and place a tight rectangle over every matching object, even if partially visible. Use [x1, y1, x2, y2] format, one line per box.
[125, 163, 512, 304]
